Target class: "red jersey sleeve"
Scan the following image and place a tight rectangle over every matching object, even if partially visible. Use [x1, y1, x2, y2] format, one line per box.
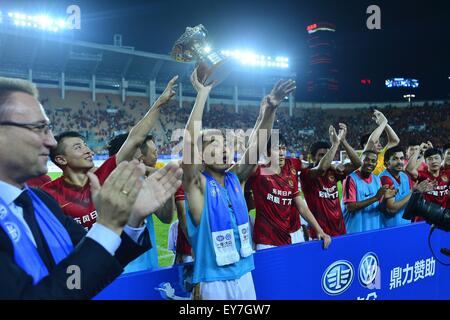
[246, 165, 261, 186]
[342, 176, 357, 204]
[290, 158, 303, 172]
[416, 169, 428, 183]
[299, 167, 312, 189]
[380, 176, 394, 188]
[175, 185, 185, 202]
[94, 156, 117, 185]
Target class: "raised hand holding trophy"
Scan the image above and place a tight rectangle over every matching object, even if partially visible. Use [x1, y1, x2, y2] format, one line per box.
[171, 24, 231, 86]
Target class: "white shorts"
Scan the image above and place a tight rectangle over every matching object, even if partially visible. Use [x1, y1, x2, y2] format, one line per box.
[198, 272, 256, 300]
[256, 228, 305, 251]
[181, 255, 194, 263]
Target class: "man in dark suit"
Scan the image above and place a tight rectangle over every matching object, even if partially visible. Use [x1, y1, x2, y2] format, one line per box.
[0, 77, 182, 299]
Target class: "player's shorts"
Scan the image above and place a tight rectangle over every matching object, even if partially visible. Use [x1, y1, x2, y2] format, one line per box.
[174, 253, 194, 264]
[196, 271, 256, 300]
[255, 227, 305, 250]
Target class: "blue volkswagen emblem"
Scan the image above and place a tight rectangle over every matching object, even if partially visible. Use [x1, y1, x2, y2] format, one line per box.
[0, 205, 7, 220]
[359, 252, 379, 287]
[322, 260, 354, 295]
[225, 233, 232, 240]
[5, 222, 21, 242]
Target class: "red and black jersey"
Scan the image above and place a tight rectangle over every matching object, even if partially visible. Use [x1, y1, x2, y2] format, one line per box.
[300, 168, 347, 237]
[247, 158, 302, 246]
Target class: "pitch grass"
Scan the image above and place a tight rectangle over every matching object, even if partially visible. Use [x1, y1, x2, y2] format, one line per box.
[45, 172, 343, 267]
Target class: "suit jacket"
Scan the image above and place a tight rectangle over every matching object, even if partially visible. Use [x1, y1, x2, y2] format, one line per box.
[0, 188, 151, 299]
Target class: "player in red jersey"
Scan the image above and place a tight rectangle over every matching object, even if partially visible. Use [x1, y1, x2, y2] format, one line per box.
[406, 147, 450, 222]
[247, 135, 331, 250]
[173, 185, 193, 264]
[443, 144, 450, 171]
[300, 123, 362, 238]
[43, 76, 178, 230]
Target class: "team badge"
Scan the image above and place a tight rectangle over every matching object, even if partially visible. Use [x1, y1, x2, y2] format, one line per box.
[442, 175, 448, 183]
[291, 167, 297, 175]
[328, 174, 336, 183]
[288, 179, 294, 187]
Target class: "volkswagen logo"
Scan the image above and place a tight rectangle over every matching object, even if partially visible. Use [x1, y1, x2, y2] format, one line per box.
[225, 233, 232, 240]
[359, 252, 379, 287]
[322, 260, 354, 295]
[5, 222, 21, 242]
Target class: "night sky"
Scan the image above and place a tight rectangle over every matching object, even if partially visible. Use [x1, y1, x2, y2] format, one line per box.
[2, 0, 450, 101]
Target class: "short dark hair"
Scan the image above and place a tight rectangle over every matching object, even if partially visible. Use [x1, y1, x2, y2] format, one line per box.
[407, 140, 420, 148]
[108, 133, 129, 156]
[384, 146, 405, 163]
[443, 143, 450, 153]
[360, 133, 371, 149]
[139, 135, 155, 155]
[266, 134, 287, 155]
[424, 148, 442, 160]
[50, 131, 86, 164]
[362, 149, 378, 158]
[310, 141, 331, 158]
[0, 77, 39, 122]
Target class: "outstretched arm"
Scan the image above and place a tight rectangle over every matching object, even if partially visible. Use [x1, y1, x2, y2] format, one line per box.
[338, 123, 362, 175]
[182, 68, 213, 188]
[384, 124, 400, 150]
[405, 148, 421, 180]
[307, 125, 340, 179]
[116, 76, 178, 163]
[363, 109, 388, 152]
[230, 79, 296, 183]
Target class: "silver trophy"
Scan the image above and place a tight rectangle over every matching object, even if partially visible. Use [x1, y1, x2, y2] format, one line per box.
[171, 24, 231, 86]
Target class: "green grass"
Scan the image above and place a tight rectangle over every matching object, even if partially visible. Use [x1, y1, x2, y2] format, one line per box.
[153, 218, 174, 267]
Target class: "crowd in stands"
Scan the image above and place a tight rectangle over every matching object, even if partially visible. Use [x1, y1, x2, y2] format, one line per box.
[40, 88, 450, 157]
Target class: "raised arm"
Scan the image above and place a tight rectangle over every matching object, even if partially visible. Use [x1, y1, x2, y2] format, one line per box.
[181, 68, 213, 188]
[154, 196, 175, 224]
[384, 124, 400, 150]
[405, 148, 421, 180]
[307, 125, 340, 179]
[338, 123, 362, 175]
[363, 109, 388, 152]
[230, 79, 296, 183]
[116, 76, 178, 163]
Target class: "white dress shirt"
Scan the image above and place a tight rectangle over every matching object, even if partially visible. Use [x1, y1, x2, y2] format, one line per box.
[0, 180, 145, 256]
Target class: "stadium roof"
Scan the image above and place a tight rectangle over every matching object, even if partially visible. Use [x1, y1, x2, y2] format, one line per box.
[0, 27, 295, 98]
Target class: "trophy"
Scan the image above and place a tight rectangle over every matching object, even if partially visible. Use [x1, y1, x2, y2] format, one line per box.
[171, 24, 231, 86]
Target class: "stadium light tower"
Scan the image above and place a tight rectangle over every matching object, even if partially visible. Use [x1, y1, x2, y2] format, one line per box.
[403, 93, 415, 107]
[220, 49, 289, 69]
[3, 10, 68, 32]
